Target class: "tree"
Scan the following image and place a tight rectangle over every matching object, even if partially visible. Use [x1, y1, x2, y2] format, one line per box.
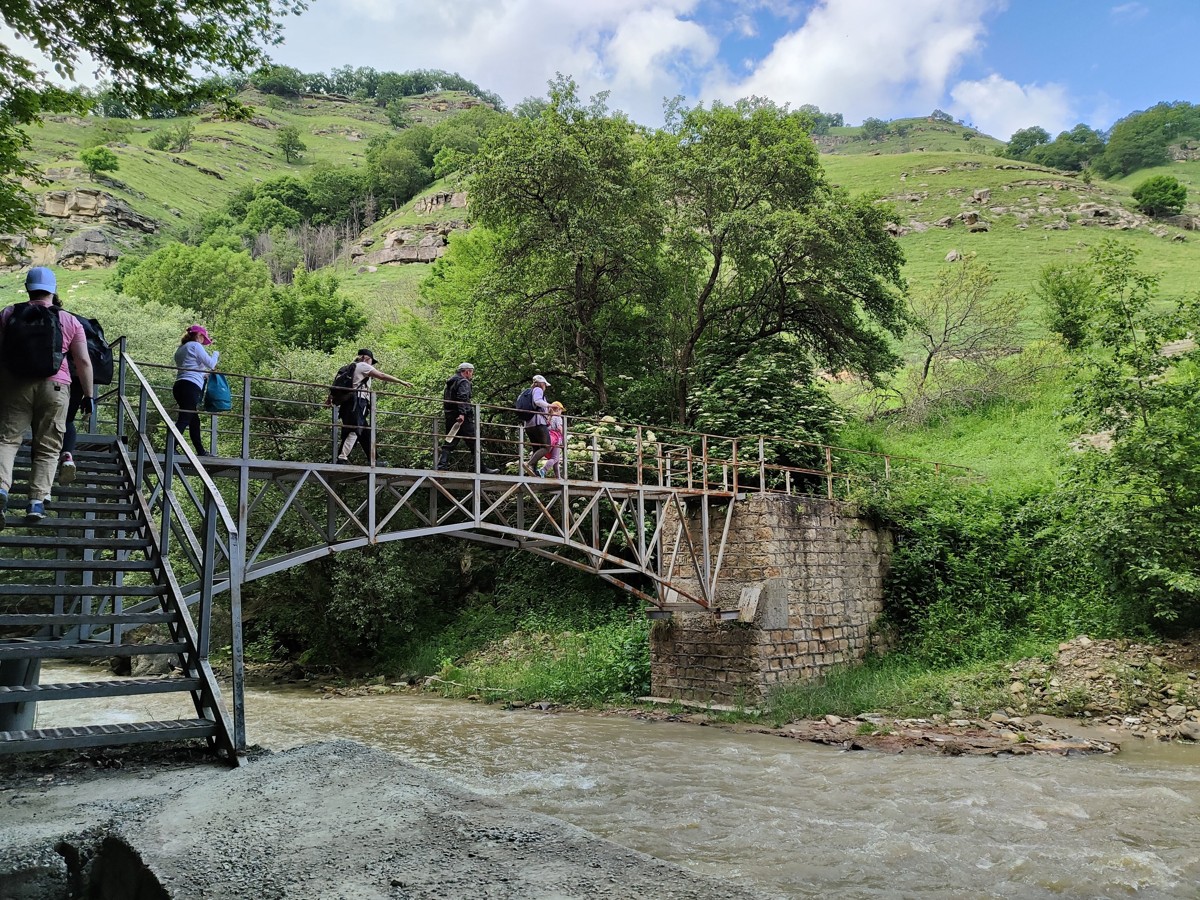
[80, 146, 119, 177]
[1036, 262, 1095, 350]
[1004, 126, 1049, 160]
[275, 125, 307, 163]
[274, 267, 367, 352]
[0, 0, 305, 232]
[1065, 239, 1200, 624]
[1028, 124, 1105, 171]
[872, 255, 1046, 423]
[1132, 174, 1187, 217]
[252, 64, 305, 97]
[456, 77, 663, 411]
[120, 241, 274, 324]
[653, 99, 906, 423]
[240, 196, 302, 236]
[860, 117, 889, 141]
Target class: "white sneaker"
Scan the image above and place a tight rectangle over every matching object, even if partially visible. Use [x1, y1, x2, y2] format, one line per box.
[59, 452, 76, 485]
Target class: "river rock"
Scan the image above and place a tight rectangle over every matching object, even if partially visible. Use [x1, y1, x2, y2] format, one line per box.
[1177, 721, 1200, 741]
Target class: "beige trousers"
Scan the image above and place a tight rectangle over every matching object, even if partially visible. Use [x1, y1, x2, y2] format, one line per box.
[0, 373, 69, 501]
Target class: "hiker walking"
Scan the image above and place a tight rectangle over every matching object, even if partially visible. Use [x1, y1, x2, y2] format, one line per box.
[437, 362, 497, 474]
[518, 375, 552, 476]
[173, 325, 220, 457]
[332, 349, 412, 465]
[0, 267, 94, 526]
[540, 401, 565, 478]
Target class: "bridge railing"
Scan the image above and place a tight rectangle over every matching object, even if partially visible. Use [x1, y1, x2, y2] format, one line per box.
[123, 362, 969, 497]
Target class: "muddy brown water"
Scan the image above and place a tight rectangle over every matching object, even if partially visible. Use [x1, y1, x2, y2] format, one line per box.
[32, 666, 1200, 899]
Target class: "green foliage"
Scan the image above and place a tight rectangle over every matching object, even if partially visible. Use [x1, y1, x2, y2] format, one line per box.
[1036, 262, 1095, 350]
[384, 100, 410, 129]
[240, 196, 302, 235]
[1094, 101, 1200, 178]
[147, 119, 194, 153]
[273, 267, 366, 352]
[860, 117, 889, 141]
[1027, 124, 1104, 171]
[1131, 174, 1187, 217]
[863, 477, 1120, 668]
[80, 145, 119, 176]
[253, 64, 306, 97]
[119, 240, 274, 326]
[1064, 239, 1200, 624]
[275, 125, 307, 163]
[0, 0, 302, 232]
[689, 336, 842, 463]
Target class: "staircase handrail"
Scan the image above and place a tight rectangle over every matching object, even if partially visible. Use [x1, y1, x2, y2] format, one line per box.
[117, 350, 238, 539]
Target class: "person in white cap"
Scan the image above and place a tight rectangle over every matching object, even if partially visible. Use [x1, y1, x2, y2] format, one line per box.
[437, 362, 498, 474]
[0, 266, 94, 526]
[523, 374, 553, 476]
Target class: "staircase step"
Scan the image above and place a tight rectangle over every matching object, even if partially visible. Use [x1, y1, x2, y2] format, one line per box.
[51, 484, 133, 498]
[1, 518, 145, 533]
[0, 640, 186, 660]
[0, 611, 177, 627]
[29, 501, 137, 514]
[0, 583, 166, 597]
[0, 677, 200, 702]
[11, 472, 129, 486]
[0, 719, 216, 753]
[0, 557, 155, 572]
[0, 535, 147, 550]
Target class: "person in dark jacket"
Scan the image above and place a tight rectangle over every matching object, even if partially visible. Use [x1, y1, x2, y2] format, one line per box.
[436, 362, 497, 473]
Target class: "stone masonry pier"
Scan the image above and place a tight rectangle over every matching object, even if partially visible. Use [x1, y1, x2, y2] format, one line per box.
[651, 494, 891, 704]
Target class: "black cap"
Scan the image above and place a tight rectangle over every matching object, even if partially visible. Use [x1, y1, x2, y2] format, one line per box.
[357, 348, 376, 363]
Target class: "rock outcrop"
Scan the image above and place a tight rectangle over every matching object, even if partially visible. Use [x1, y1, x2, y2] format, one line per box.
[57, 229, 121, 269]
[38, 188, 158, 233]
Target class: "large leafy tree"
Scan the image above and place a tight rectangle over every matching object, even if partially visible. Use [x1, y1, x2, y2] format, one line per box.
[653, 99, 906, 423]
[460, 76, 665, 409]
[0, 0, 305, 231]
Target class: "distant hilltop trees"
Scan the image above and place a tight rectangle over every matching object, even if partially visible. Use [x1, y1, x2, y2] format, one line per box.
[75, 66, 506, 121]
[1003, 101, 1200, 178]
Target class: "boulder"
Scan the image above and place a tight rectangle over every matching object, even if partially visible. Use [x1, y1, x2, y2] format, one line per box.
[0, 234, 32, 270]
[57, 229, 120, 269]
[945, 249, 963, 262]
[957, 211, 980, 225]
[968, 222, 990, 233]
[934, 216, 955, 228]
[971, 188, 991, 203]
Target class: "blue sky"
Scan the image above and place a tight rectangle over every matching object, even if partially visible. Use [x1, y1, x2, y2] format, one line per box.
[266, 0, 1197, 139]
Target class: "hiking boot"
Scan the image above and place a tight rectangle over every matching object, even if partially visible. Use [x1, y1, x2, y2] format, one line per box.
[481, 466, 500, 475]
[25, 499, 45, 524]
[59, 452, 76, 485]
[336, 456, 350, 465]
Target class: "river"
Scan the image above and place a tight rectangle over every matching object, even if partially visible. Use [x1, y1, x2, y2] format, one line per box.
[32, 666, 1200, 899]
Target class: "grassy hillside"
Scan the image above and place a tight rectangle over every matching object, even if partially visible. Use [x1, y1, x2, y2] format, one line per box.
[823, 151, 1199, 305]
[820, 116, 1004, 156]
[22, 89, 481, 243]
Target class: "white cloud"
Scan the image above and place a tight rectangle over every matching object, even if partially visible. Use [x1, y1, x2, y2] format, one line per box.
[1110, 2, 1149, 21]
[276, 0, 713, 122]
[701, 0, 1003, 122]
[949, 74, 1073, 140]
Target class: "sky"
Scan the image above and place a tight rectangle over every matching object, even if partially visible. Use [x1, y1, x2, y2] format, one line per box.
[263, 0, 1197, 139]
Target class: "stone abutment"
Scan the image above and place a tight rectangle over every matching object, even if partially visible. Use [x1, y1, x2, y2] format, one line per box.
[651, 494, 891, 704]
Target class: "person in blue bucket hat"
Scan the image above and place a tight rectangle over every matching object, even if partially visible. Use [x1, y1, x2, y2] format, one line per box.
[0, 267, 94, 526]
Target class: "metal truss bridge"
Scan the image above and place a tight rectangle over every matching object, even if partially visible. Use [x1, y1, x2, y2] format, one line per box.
[1, 343, 961, 760]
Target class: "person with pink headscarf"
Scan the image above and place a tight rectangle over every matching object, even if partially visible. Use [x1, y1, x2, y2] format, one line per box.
[173, 324, 219, 456]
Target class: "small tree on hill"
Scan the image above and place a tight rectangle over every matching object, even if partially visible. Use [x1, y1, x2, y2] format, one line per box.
[860, 117, 888, 140]
[1004, 126, 1049, 160]
[276, 126, 307, 164]
[80, 146, 119, 177]
[1132, 175, 1187, 217]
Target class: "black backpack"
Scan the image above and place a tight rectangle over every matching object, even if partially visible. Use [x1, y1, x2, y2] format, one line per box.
[329, 362, 359, 404]
[2, 302, 64, 379]
[69, 313, 113, 385]
[514, 387, 537, 425]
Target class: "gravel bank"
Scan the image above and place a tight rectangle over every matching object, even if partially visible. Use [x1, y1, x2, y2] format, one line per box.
[0, 740, 760, 900]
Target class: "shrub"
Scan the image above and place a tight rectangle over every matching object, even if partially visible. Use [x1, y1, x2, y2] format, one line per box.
[80, 146, 118, 176]
[1132, 175, 1187, 217]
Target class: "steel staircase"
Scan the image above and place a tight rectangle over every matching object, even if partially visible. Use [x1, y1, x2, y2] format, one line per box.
[0, 437, 238, 762]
